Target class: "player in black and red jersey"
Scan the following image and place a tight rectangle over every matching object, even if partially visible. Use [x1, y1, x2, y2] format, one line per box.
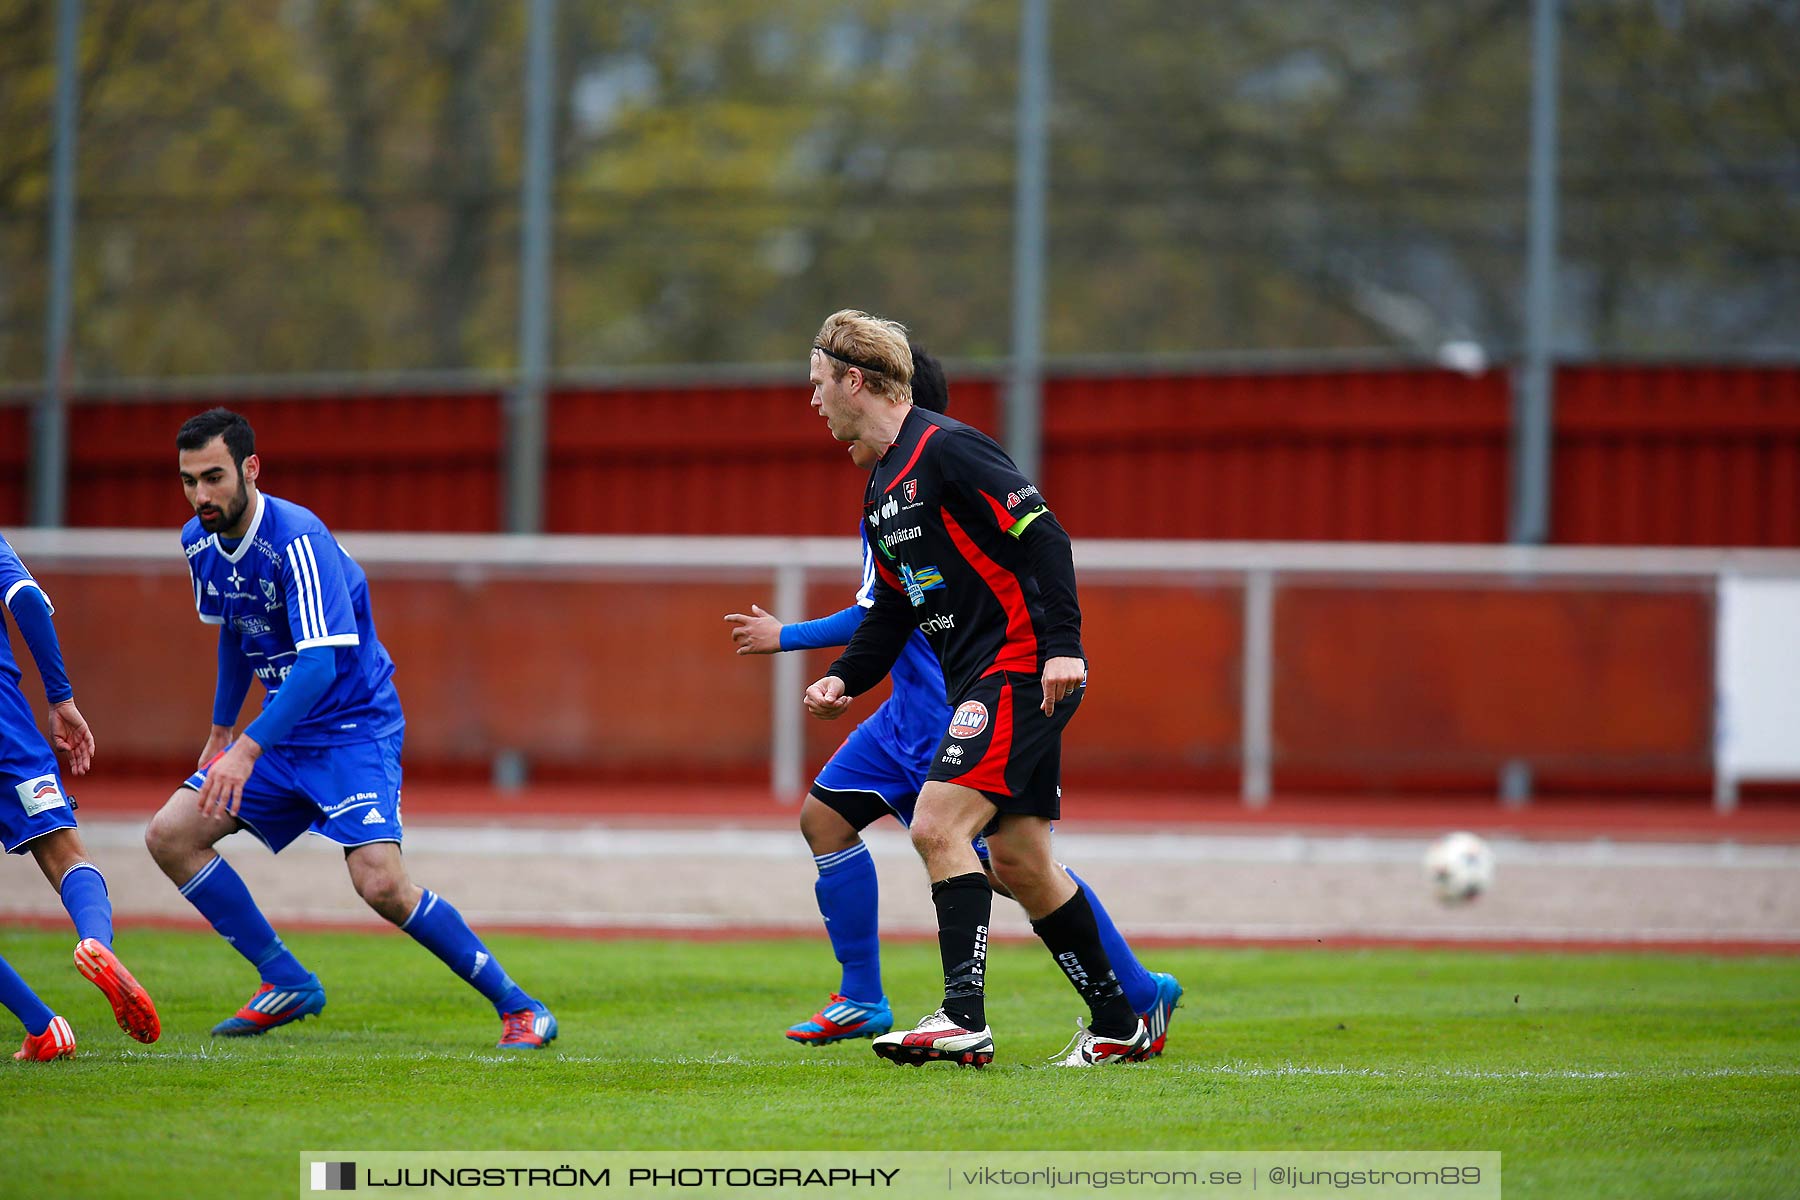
[803, 309, 1149, 1067]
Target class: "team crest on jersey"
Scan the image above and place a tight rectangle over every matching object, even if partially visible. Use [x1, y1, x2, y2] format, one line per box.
[261, 579, 280, 609]
[14, 774, 66, 816]
[903, 478, 918, 503]
[948, 701, 989, 740]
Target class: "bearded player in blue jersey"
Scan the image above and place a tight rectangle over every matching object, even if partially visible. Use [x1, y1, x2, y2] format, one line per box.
[0, 534, 161, 1059]
[143, 408, 555, 1048]
[725, 348, 1181, 1058]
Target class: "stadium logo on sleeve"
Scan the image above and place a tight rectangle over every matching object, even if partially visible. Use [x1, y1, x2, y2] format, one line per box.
[14, 774, 67, 817]
[948, 701, 989, 739]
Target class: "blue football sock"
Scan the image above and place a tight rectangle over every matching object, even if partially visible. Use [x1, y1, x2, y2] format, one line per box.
[60, 862, 113, 947]
[814, 841, 883, 1005]
[402, 889, 532, 1015]
[0, 953, 55, 1037]
[1067, 868, 1158, 1013]
[179, 856, 313, 987]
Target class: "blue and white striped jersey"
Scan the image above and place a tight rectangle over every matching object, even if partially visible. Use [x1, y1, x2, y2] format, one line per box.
[182, 493, 403, 746]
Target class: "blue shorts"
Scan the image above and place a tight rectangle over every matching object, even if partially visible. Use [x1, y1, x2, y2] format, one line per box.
[184, 732, 404, 854]
[813, 701, 988, 859]
[1, 737, 75, 855]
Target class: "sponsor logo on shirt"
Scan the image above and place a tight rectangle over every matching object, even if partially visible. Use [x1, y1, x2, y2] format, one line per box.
[920, 613, 956, 636]
[881, 525, 923, 552]
[869, 494, 900, 527]
[206, 581, 220, 596]
[233, 615, 272, 637]
[14, 774, 66, 817]
[900, 562, 946, 607]
[1006, 484, 1040, 510]
[948, 700, 989, 740]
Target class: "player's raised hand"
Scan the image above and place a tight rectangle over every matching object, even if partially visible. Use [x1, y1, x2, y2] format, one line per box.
[1040, 656, 1087, 716]
[48, 699, 95, 776]
[197, 734, 262, 819]
[804, 674, 854, 720]
[724, 604, 783, 655]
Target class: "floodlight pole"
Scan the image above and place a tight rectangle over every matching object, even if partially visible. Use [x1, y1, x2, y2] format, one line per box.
[507, 0, 557, 534]
[33, 0, 81, 528]
[1005, 0, 1050, 482]
[1511, 0, 1561, 545]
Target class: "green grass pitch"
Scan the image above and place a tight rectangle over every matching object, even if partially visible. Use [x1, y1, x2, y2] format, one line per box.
[3, 928, 1797, 1198]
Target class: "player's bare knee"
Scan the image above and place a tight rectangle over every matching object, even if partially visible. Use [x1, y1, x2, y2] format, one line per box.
[355, 870, 411, 920]
[799, 796, 859, 855]
[143, 795, 195, 865]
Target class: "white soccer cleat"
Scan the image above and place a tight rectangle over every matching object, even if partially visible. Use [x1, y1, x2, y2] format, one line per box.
[871, 1008, 994, 1068]
[1048, 1017, 1150, 1067]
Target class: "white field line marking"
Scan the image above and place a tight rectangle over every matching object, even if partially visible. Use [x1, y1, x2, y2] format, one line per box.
[65, 821, 1800, 869]
[1182, 1061, 1800, 1082]
[12, 902, 1792, 945]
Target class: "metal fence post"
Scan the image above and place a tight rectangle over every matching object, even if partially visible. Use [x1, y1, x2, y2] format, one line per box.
[1510, 0, 1562, 545]
[33, 0, 82, 528]
[771, 562, 806, 798]
[507, 0, 557, 534]
[1005, 0, 1049, 482]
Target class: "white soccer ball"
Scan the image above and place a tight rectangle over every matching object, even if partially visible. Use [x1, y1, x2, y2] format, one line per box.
[1423, 831, 1495, 905]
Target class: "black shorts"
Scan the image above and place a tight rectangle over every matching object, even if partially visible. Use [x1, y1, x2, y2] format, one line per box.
[926, 670, 1083, 819]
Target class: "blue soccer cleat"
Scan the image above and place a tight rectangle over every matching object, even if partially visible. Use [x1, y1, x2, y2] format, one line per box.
[211, 975, 327, 1037]
[786, 994, 894, 1045]
[1130, 971, 1184, 1061]
[498, 1002, 557, 1050]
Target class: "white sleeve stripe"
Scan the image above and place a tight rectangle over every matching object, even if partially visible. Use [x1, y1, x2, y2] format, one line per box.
[293, 539, 318, 640]
[198, 615, 224, 625]
[300, 535, 332, 639]
[4, 578, 50, 613]
[294, 633, 359, 650]
[285, 544, 316, 642]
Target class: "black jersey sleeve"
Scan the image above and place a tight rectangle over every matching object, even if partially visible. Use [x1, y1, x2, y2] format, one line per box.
[826, 560, 914, 697]
[1016, 507, 1084, 662]
[937, 428, 1084, 663]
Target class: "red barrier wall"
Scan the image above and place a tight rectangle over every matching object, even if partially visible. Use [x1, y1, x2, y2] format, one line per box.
[8, 565, 1717, 798]
[1044, 369, 1512, 541]
[63, 392, 503, 532]
[1555, 365, 1800, 546]
[11, 364, 1798, 545]
[0, 407, 26, 525]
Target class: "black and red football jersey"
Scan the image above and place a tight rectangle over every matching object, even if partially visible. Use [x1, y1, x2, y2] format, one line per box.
[828, 408, 1083, 702]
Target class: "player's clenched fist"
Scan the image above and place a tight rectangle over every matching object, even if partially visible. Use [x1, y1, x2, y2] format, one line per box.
[804, 675, 854, 719]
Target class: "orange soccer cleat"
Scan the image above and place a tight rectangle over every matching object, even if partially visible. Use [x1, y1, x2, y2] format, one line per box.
[14, 1015, 76, 1061]
[73, 939, 161, 1044]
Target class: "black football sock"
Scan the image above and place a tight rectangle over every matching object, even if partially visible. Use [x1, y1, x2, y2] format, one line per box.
[931, 872, 992, 1030]
[1032, 887, 1139, 1039]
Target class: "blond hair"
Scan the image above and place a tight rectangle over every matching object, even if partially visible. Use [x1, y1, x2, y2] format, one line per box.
[813, 309, 914, 404]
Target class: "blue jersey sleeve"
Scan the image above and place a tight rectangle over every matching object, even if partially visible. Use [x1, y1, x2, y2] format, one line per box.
[281, 531, 361, 651]
[0, 534, 41, 610]
[212, 625, 253, 727]
[243, 645, 335, 749]
[778, 526, 876, 651]
[8, 584, 72, 705]
[780, 604, 866, 652]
